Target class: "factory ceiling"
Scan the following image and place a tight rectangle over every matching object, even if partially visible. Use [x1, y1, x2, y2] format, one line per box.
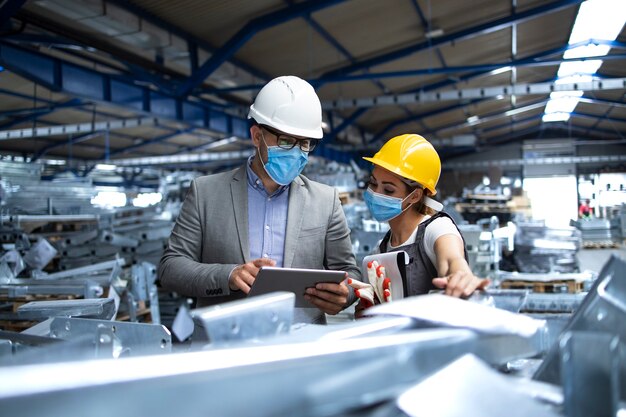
[0, 0, 624, 170]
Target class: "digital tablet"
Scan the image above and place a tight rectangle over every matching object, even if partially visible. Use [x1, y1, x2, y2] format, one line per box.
[248, 267, 347, 308]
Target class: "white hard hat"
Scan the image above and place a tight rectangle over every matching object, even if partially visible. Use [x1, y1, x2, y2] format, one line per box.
[248, 75, 323, 139]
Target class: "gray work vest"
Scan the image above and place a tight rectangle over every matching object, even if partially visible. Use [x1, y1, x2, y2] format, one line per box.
[378, 212, 469, 297]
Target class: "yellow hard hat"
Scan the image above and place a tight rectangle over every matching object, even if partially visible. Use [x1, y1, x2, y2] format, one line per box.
[363, 134, 441, 195]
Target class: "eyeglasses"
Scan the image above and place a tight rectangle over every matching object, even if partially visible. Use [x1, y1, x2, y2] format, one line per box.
[261, 125, 320, 152]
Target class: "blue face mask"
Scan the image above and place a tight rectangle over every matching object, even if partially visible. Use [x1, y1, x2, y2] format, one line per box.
[260, 133, 308, 185]
[364, 188, 415, 222]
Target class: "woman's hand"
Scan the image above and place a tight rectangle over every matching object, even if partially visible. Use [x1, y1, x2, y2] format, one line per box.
[432, 271, 490, 298]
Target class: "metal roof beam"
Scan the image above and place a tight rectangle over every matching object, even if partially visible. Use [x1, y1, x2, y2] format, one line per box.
[32, 131, 103, 162]
[0, 0, 27, 27]
[0, 42, 251, 140]
[445, 153, 626, 170]
[175, 0, 345, 97]
[324, 108, 368, 144]
[485, 123, 622, 147]
[111, 150, 254, 167]
[314, 46, 626, 86]
[318, 0, 584, 83]
[0, 99, 88, 130]
[371, 99, 484, 143]
[204, 40, 606, 95]
[324, 77, 626, 110]
[0, 117, 160, 141]
[106, 0, 270, 84]
[108, 127, 197, 157]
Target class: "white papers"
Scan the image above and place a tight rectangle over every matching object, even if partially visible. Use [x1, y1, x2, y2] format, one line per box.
[362, 251, 409, 300]
[366, 293, 545, 337]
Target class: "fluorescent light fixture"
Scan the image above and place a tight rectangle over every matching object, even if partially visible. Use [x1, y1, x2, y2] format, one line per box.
[489, 66, 512, 76]
[543, 0, 626, 123]
[466, 115, 480, 124]
[542, 112, 571, 122]
[95, 163, 117, 171]
[200, 136, 237, 151]
[425, 28, 444, 39]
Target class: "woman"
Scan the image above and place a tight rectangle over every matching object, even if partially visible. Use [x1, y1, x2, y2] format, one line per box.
[350, 134, 489, 310]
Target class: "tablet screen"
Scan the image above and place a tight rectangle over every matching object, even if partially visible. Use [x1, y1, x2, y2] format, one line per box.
[248, 267, 346, 308]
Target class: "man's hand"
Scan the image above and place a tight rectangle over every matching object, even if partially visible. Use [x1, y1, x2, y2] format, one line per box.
[228, 258, 276, 293]
[432, 271, 490, 298]
[304, 273, 349, 315]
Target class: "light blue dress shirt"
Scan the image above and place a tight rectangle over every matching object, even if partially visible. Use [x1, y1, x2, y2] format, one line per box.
[246, 157, 289, 267]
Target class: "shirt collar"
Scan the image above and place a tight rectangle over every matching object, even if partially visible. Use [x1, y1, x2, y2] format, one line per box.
[245, 155, 289, 196]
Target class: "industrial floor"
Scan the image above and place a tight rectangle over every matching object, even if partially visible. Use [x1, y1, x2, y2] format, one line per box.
[577, 245, 626, 273]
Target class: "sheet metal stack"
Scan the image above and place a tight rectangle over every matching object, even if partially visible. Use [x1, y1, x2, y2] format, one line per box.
[512, 221, 581, 274]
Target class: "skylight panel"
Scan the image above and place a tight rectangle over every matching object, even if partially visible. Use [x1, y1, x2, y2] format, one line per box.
[542, 0, 626, 123]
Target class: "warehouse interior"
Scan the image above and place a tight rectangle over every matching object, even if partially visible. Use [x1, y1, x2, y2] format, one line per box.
[0, 0, 625, 415]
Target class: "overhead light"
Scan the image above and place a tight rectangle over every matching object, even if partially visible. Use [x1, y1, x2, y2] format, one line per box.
[489, 66, 512, 76]
[542, 112, 571, 122]
[466, 115, 480, 124]
[95, 163, 117, 171]
[425, 28, 444, 39]
[543, 0, 626, 123]
[201, 136, 237, 150]
[543, 90, 583, 122]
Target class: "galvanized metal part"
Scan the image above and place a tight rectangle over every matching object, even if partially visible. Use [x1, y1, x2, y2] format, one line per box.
[49, 317, 172, 356]
[560, 331, 621, 417]
[17, 298, 116, 320]
[0, 328, 478, 417]
[397, 354, 561, 417]
[191, 292, 295, 346]
[534, 255, 626, 401]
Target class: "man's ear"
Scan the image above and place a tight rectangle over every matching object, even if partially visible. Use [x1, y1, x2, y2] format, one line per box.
[250, 125, 262, 147]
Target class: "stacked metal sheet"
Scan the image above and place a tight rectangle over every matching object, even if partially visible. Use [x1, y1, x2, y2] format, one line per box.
[571, 217, 621, 246]
[512, 221, 581, 273]
[0, 162, 97, 215]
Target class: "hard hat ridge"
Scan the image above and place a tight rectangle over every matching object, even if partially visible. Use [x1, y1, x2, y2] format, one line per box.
[248, 75, 323, 139]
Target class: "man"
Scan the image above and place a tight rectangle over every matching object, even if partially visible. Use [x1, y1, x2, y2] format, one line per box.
[158, 75, 360, 324]
[579, 199, 592, 219]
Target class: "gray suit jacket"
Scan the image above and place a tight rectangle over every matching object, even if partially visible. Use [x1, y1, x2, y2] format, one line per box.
[158, 165, 360, 323]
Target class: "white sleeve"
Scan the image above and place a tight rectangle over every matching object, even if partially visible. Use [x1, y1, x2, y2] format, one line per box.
[423, 217, 463, 273]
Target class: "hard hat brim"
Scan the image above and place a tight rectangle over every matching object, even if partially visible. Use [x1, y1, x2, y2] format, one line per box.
[363, 156, 437, 195]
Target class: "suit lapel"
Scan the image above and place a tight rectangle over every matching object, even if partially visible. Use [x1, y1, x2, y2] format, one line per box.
[230, 166, 250, 262]
[283, 176, 306, 268]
